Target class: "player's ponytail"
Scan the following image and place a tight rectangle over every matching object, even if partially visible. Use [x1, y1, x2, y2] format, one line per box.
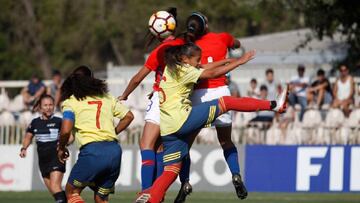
[164, 45, 182, 70]
[185, 12, 208, 43]
[60, 65, 108, 102]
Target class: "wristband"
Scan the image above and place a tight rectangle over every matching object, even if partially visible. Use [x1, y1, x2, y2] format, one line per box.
[20, 147, 26, 151]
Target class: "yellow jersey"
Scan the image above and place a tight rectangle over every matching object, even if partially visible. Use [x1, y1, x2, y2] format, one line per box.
[61, 94, 129, 148]
[159, 64, 204, 136]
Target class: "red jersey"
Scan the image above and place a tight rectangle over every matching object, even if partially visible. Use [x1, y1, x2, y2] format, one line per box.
[144, 37, 185, 91]
[195, 32, 235, 89]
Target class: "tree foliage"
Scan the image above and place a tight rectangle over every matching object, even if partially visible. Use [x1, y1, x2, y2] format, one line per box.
[0, 0, 305, 80]
[290, 0, 360, 70]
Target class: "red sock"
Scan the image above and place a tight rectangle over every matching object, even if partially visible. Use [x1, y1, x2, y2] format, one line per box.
[68, 194, 85, 203]
[219, 96, 272, 112]
[149, 163, 181, 203]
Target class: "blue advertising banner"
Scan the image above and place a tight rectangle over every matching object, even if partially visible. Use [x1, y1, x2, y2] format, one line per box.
[245, 145, 360, 192]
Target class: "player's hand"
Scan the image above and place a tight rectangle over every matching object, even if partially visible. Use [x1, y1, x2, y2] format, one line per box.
[237, 50, 256, 64]
[19, 148, 27, 158]
[57, 147, 69, 164]
[118, 95, 128, 101]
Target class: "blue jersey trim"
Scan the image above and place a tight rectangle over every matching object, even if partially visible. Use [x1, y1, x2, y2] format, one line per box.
[63, 111, 75, 122]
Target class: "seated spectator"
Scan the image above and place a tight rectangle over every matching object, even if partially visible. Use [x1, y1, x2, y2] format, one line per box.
[262, 68, 279, 100]
[247, 78, 260, 98]
[21, 74, 46, 107]
[250, 85, 275, 122]
[289, 64, 309, 121]
[307, 69, 333, 108]
[332, 64, 355, 117]
[47, 70, 62, 108]
[225, 73, 241, 97]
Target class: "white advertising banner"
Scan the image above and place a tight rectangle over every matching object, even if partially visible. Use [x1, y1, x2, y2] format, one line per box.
[0, 145, 34, 191]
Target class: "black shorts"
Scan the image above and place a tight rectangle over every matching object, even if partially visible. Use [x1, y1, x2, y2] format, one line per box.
[37, 141, 66, 177]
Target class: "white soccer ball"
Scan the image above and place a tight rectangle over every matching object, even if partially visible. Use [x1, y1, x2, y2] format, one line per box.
[148, 11, 176, 39]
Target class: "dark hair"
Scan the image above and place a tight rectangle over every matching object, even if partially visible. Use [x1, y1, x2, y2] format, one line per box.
[260, 85, 268, 91]
[32, 94, 54, 112]
[265, 68, 273, 75]
[298, 64, 305, 70]
[145, 7, 178, 48]
[185, 12, 208, 42]
[164, 43, 201, 71]
[250, 78, 257, 83]
[317, 69, 325, 76]
[60, 65, 108, 102]
[339, 64, 348, 70]
[52, 70, 61, 76]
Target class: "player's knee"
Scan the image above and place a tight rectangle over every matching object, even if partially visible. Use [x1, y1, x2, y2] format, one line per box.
[139, 136, 156, 149]
[65, 184, 78, 197]
[164, 162, 182, 174]
[49, 180, 61, 192]
[94, 193, 109, 203]
[220, 141, 235, 150]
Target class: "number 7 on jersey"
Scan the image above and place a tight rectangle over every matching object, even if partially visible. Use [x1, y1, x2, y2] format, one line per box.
[88, 101, 102, 129]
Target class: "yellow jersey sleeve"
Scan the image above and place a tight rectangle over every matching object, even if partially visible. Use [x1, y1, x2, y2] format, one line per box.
[112, 97, 130, 119]
[61, 98, 74, 112]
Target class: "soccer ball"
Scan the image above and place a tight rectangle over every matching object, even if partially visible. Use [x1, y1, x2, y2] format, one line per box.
[148, 11, 176, 39]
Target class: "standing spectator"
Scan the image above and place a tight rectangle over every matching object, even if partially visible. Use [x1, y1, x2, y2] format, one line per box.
[225, 73, 241, 97]
[247, 78, 260, 98]
[47, 70, 62, 109]
[307, 69, 333, 108]
[263, 68, 278, 100]
[289, 64, 310, 121]
[21, 74, 46, 107]
[332, 64, 355, 117]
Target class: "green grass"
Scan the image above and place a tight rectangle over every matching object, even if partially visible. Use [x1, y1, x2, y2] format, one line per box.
[0, 191, 359, 203]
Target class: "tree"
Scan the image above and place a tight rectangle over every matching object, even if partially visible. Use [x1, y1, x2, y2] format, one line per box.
[290, 0, 360, 70]
[0, 0, 304, 80]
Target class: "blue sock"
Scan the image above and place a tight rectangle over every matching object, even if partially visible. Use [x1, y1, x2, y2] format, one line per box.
[141, 150, 155, 190]
[179, 154, 191, 183]
[223, 147, 240, 175]
[155, 151, 164, 179]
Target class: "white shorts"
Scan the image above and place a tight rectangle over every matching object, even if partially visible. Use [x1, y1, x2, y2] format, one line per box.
[144, 91, 160, 125]
[191, 86, 232, 127]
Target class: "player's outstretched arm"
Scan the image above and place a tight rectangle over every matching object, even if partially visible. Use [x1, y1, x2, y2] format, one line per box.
[199, 50, 255, 80]
[200, 58, 235, 70]
[115, 111, 134, 134]
[118, 66, 152, 101]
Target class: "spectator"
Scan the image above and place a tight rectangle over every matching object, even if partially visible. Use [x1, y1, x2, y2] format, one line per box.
[289, 64, 310, 121]
[225, 73, 241, 97]
[21, 74, 46, 107]
[247, 78, 260, 98]
[263, 68, 279, 100]
[332, 64, 355, 117]
[47, 70, 62, 109]
[307, 69, 333, 108]
[250, 85, 275, 122]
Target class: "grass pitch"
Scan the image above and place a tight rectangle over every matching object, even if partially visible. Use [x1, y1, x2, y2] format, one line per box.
[0, 191, 359, 203]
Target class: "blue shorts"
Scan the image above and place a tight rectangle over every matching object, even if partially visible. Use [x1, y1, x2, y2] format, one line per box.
[162, 99, 220, 165]
[68, 141, 122, 198]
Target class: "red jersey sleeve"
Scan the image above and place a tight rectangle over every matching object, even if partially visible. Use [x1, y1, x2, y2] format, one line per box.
[218, 32, 235, 48]
[144, 48, 160, 71]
